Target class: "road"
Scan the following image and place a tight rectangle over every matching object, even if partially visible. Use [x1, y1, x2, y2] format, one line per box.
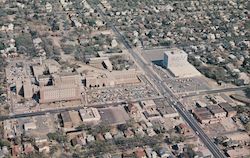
[0, 102, 120, 121]
[182, 86, 250, 98]
[0, 95, 164, 121]
[94, 5, 226, 158]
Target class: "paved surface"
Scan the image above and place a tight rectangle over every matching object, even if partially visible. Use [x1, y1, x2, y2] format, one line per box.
[94, 5, 226, 158]
[0, 96, 164, 121]
[182, 86, 250, 98]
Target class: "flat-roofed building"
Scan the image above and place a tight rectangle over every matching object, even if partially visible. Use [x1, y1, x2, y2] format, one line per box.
[24, 122, 37, 131]
[23, 78, 33, 99]
[163, 48, 188, 68]
[127, 103, 139, 115]
[79, 108, 101, 122]
[103, 59, 113, 71]
[140, 100, 156, 109]
[154, 99, 179, 118]
[16, 80, 22, 95]
[39, 73, 81, 103]
[163, 48, 201, 77]
[32, 65, 44, 79]
[61, 111, 73, 128]
[85, 69, 140, 88]
[207, 104, 227, 118]
[192, 108, 217, 124]
[219, 102, 237, 117]
[226, 148, 250, 158]
[158, 106, 179, 118]
[143, 107, 161, 120]
[224, 132, 250, 143]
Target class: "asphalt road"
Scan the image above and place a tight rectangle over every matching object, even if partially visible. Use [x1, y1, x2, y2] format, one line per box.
[95, 6, 226, 158]
[182, 86, 250, 98]
[0, 103, 115, 121]
[0, 96, 164, 121]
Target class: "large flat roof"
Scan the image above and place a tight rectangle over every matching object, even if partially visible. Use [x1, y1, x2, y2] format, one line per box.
[168, 64, 201, 78]
[164, 48, 186, 55]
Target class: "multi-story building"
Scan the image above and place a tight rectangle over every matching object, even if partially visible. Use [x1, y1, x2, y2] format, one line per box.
[39, 73, 81, 103]
[85, 69, 140, 88]
[163, 48, 201, 77]
[163, 48, 188, 68]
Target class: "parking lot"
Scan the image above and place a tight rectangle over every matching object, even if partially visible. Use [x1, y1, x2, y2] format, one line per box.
[165, 77, 210, 94]
[86, 75, 159, 104]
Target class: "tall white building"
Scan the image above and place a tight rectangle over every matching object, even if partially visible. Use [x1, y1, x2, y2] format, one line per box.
[163, 48, 188, 68]
[163, 48, 201, 77]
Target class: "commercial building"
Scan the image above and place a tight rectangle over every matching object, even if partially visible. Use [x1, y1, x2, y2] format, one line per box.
[79, 108, 101, 122]
[15, 78, 33, 99]
[15, 80, 22, 96]
[192, 107, 218, 124]
[103, 59, 113, 71]
[23, 78, 33, 99]
[154, 99, 179, 118]
[207, 104, 227, 118]
[139, 100, 156, 109]
[143, 107, 161, 120]
[85, 69, 140, 88]
[39, 73, 81, 103]
[32, 59, 60, 79]
[163, 48, 201, 77]
[219, 102, 237, 117]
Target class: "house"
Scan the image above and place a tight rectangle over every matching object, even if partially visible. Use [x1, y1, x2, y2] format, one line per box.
[124, 129, 134, 138]
[86, 135, 95, 143]
[23, 143, 34, 155]
[96, 133, 105, 141]
[157, 147, 170, 158]
[11, 145, 22, 158]
[71, 135, 86, 147]
[113, 131, 124, 139]
[134, 148, 147, 158]
[175, 123, 190, 134]
[104, 132, 112, 140]
[35, 142, 50, 153]
[127, 103, 139, 115]
[146, 128, 156, 137]
[144, 146, 157, 158]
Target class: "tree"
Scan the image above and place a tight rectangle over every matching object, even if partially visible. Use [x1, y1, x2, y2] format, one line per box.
[0, 139, 10, 148]
[0, 42, 5, 50]
[244, 88, 250, 99]
[47, 132, 67, 143]
[242, 58, 250, 73]
[245, 122, 250, 132]
[15, 33, 36, 56]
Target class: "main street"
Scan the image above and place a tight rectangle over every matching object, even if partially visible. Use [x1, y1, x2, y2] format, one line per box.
[94, 5, 226, 158]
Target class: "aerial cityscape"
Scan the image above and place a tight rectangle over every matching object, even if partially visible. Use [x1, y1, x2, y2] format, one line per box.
[0, 0, 249, 158]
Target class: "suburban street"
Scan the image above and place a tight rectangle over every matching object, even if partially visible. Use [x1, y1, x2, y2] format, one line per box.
[181, 85, 250, 98]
